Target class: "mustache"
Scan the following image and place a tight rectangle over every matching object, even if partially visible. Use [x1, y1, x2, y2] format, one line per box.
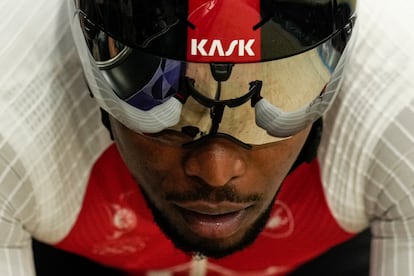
[165, 184, 263, 203]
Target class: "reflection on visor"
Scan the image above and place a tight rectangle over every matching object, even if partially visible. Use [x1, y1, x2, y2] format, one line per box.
[71, 6, 355, 146]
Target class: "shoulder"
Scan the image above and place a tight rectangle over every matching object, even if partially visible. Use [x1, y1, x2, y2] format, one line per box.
[318, 0, 414, 232]
[0, 0, 112, 243]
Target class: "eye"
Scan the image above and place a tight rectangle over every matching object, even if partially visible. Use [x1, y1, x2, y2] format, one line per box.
[144, 129, 195, 144]
[180, 126, 203, 138]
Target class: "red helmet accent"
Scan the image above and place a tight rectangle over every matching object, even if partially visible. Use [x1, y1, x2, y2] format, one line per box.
[187, 0, 261, 62]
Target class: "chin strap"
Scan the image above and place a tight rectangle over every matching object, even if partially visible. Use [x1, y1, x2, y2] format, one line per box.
[289, 118, 323, 173]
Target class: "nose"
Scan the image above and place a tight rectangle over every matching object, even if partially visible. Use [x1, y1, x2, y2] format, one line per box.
[183, 139, 247, 187]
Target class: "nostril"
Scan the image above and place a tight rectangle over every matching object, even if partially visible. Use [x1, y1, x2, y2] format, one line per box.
[233, 159, 246, 176]
[183, 156, 201, 176]
[183, 146, 246, 187]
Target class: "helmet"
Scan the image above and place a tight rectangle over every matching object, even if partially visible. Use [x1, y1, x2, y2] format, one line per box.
[68, 0, 357, 147]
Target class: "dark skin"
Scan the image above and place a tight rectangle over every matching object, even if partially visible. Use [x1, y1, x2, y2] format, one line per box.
[109, 116, 311, 258]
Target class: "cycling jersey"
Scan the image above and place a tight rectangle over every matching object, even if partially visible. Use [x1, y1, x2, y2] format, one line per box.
[1, 0, 414, 275]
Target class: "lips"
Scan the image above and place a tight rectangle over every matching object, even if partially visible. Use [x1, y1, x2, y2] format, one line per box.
[173, 201, 252, 239]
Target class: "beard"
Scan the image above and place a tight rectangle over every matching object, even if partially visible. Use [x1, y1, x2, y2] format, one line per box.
[138, 185, 276, 259]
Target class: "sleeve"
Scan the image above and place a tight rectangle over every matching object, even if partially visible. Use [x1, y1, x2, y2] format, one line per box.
[0, 142, 36, 276]
[364, 106, 414, 276]
[318, 0, 414, 274]
[0, 1, 92, 275]
[355, 0, 414, 274]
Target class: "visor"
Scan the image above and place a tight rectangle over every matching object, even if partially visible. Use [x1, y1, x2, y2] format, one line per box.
[69, 0, 356, 146]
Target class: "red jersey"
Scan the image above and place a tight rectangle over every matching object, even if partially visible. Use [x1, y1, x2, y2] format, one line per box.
[56, 144, 353, 275]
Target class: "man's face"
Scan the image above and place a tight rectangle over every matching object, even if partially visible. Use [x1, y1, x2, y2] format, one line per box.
[110, 116, 310, 258]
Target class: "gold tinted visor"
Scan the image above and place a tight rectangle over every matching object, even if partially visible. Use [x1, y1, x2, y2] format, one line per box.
[72, 8, 351, 146]
[172, 48, 332, 145]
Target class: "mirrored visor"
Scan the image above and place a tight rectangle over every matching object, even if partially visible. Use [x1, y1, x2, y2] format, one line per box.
[75, 9, 352, 146]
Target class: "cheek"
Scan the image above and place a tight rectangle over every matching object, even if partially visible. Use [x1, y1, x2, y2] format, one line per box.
[252, 131, 310, 192]
[250, 151, 290, 197]
[110, 120, 182, 188]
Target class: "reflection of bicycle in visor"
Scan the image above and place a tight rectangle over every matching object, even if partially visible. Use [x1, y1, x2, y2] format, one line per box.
[69, 0, 357, 147]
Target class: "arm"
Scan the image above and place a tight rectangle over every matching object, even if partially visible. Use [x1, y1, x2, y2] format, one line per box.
[356, 0, 414, 274]
[0, 145, 36, 276]
[365, 119, 414, 276]
[1, 1, 113, 275]
[318, 0, 414, 273]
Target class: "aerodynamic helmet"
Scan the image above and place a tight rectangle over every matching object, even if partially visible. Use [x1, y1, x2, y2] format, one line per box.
[68, 0, 357, 147]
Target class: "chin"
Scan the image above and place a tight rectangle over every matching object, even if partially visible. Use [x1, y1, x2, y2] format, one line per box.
[140, 185, 276, 259]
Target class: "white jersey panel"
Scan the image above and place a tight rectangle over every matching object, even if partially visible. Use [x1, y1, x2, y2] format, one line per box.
[0, 0, 111, 257]
[1, 0, 414, 275]
[319, 0, 414, 275]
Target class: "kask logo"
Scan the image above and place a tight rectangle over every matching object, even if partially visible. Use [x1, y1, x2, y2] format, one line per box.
[191, 39, 256, 57]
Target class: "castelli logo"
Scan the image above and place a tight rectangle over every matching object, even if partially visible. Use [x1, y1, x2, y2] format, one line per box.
[191, 39, 256, 57]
